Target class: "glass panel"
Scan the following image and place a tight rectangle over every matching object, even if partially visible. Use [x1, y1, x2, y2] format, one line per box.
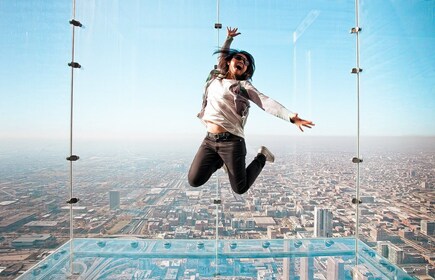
[71, 0, 359, 248]
[0, 0, 71, 276]
[359, 0, 435, 278]
[71, 0, 217, 243]
[18, 238, 414, 279]
[216, 0, 356, 242]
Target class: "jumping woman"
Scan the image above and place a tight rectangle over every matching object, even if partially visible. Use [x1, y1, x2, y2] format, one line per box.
[188, 27, 314, 195]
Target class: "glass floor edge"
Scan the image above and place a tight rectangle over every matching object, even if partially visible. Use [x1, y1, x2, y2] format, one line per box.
[17, 237, 414, 279]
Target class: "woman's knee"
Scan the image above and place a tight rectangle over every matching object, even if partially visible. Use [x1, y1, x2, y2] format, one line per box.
[188, 171, 204, 187]
[232, 188, 248, 195]
[188, 178, 203, 188]
[230, 179, 249, 195]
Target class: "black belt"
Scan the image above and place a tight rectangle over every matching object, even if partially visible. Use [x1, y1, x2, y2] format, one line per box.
[206, 132, 237, 141]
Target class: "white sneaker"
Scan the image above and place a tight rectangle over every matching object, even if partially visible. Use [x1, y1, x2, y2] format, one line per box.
[258, 146, 275, 163]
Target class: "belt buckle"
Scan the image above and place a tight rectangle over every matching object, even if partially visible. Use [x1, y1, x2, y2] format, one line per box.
[208, 132, 219, 140]
[220, 132, 229, 140]
[208, 132, 230, 141]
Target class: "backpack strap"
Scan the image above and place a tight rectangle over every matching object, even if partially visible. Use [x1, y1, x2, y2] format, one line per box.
[197, 69, 222, 118]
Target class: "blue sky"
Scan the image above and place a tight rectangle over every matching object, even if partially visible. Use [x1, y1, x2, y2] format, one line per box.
[0, 0, 434, 145]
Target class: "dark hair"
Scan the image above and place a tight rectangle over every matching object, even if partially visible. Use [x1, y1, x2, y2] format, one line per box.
[213, 48, 255, 80]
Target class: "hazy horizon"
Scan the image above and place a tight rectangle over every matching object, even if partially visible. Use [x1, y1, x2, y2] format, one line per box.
[1, 135, 433, 157]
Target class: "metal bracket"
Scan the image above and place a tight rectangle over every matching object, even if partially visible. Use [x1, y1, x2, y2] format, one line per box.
[66, 155, 80, 161]
[350, 27, 362, 34]
[68, 62, 81, 69]
[351, 67, 363, 74]
[214, 23, 222, 29]
[352, 198, 362, 204]
[352, 157, 363, 163]
[69, 19, 83, 27]
[67, 198, 79, 204]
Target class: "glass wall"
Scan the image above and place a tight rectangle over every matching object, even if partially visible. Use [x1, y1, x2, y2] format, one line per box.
[1, 0, 433, 279]
[358, 0, 435, 277]
[0, 0, 71, 276]
[70, 0, 357, 242]
[71, 0, 218, 241]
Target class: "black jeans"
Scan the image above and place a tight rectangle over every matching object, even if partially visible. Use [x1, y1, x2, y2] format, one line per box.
[188, 132, 266, 194]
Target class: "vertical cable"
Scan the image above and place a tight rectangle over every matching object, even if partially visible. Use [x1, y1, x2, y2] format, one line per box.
[67, 0, 83, 276]
[68, 0, 76, 275]
[215, 175, 220, 277]
[216, 0, 220, 47]
[354, 0, 361, 271]
[214, 1, 221, 276]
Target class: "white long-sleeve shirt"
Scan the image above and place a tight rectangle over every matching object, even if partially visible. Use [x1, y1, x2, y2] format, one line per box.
[199, 78, 293, 138]
[197, 36, 294, 138]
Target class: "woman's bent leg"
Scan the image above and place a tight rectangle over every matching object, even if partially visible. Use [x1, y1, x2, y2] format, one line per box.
[245, 153, 266, 188]
[220, 138, 266, 195]
[188, 138, 223, 187]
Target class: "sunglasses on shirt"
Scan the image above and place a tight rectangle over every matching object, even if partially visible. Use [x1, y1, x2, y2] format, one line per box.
[233, 54, 249, 66]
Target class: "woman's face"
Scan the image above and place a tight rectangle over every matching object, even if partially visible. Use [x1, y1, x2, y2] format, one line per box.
[228, 53, 249, 78]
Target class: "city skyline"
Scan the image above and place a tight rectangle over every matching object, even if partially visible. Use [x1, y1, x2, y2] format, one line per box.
[0, 136, 433, 278]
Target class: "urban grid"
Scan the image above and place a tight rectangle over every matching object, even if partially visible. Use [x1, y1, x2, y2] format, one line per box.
[0, 137, 434, 279]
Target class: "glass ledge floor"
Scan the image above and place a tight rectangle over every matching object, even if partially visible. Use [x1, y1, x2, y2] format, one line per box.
[17, 238, 413, 279]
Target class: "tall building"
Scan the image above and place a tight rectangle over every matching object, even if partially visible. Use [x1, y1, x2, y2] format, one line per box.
[109, 190, 120, 210]
[267, 226, 277, 239]
[231, 218, 240, 229]
[283, 257, 294, 279]
[295, 233, 315, 280]
[245, 218, 255, 229]
[314, 207, 333, 237]
[300, 256, 314, 280]
[327, 257, 345, 280]
[377, 241, 390, 258]
[421, 220, 435, 235]
[377, 241, 404, 265]
[283, 236, 296, 279]
[370, 227, 389, 241]
[388, 243, 404, 265]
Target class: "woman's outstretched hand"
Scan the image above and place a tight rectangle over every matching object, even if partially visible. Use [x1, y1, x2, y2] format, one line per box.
[227, 27, 241, 38]
[290, 113, 315, 132]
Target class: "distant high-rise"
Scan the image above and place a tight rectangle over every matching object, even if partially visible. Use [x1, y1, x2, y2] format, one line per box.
[300, 256, 314, 280]
[231, 218, 240, 229]
[245, 218, 255, 229]
[377, 241, 390, 258]
[283, 236, 296, 279]
[388, 243, 404, 265]
[297, 236, 315, 280]
[408, 169, 416, 178]
[109, 190, 120, 210]
[314, 207, 333, 237]
[267, 226, 278, 239]
[371, 227, 389, 241]
[377, 241, 404, 265]
[421, 220, 435, 235]
[327, 257, 345, 280]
